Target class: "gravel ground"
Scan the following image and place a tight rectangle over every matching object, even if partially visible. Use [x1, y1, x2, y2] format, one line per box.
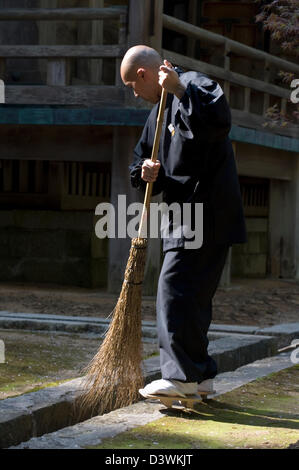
[0, 278, 298, 327]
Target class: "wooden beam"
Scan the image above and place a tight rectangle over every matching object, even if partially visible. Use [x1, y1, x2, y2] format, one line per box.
[232, 109, 299, 139]
[0, 7, 127, 21]
[163, 49, 291, 99]
[0, 45, 125, 58]
[5, 85, 125, 106]
[235, 143, 293, 181]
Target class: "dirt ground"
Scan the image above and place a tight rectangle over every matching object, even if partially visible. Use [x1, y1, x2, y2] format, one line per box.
[0, 277, 298, 327]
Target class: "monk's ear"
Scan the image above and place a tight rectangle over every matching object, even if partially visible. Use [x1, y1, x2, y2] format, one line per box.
[136, 68, 146, 80]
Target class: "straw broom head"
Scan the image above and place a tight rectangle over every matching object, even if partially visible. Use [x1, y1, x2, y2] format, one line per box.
[75, 237, 147, 417]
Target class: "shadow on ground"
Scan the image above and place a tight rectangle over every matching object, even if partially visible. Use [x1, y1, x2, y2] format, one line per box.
[88, 365, 299, 449]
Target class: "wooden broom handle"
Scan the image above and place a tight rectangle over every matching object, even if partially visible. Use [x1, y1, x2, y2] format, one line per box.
[138, 88, 168, 239]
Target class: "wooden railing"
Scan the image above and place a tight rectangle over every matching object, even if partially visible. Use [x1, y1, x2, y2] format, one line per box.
[0, 7, 127, 106]
[162, 14, 299, 138]
[0, 3, 298, 140]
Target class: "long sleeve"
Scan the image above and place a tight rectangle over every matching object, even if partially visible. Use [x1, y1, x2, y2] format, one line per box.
[175, 73, 232, 142]
[129, 116, 166, 196]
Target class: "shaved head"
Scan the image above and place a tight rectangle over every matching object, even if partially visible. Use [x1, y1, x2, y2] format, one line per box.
[121, 45, 162, 81]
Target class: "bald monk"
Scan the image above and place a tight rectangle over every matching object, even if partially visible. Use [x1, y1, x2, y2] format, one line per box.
[121, 46, 247, 399]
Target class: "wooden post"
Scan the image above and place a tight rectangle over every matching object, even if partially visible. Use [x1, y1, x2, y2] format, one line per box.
[150, 0, 164, 54]
[115, 14, 127, 87]
[90, 0, 104, 85]
[244, 87, 251, 113]
[263, 60, 270, 116]
[224, 41, 230, 102]
[268, 178, 296, 278]
[47, 58, 68, 86]
[108, 126, 143, 294]
[48, 162, 64, 209]
[108, 126, 162, 295]
[39, 1, 57, 55]
[19, 160, 29, 193]
[3, 160, 13, 192]
[35, 160, 45, 193]
[187, 0, 197, 57]
[127, 0, 152, 47]
[0, 58, 5, 81]
[294, 158, 299, 279]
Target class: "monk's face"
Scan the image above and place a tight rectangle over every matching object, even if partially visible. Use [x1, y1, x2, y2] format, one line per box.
[121, 67, 161, 104]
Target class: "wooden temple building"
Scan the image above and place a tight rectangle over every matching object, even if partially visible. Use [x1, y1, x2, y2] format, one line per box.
[0, 0, 298, 294]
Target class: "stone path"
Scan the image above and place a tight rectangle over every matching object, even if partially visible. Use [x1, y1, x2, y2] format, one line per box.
[8, 353, 294, 449]
[1, 321, 298, 449]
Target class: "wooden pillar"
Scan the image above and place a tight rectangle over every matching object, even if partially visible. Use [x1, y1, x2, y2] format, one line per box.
[127, 0, 151, 47]
[39, 0, 57, 84]
[48, 161, 64, 209]
[108, 127, 142, 294]
[150, 0, 164, 54]
[268, 177, 296, 278]
[263, 60, 270, 116]
[127, 0, 163, 52]
[115, 13, 127, 87]
[90, 0, 104, 85]
[108, 127, 162, 295]
[293, 157, 299, 279]
[187, 0, 197, 57]
[0, 58, 5, 82]
[47, 58, 68, 86]
[224, 41, 230, 102]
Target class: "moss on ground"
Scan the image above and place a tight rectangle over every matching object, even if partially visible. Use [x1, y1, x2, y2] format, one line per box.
[0, 329, 158, 399]
[89, 365, 299, 450]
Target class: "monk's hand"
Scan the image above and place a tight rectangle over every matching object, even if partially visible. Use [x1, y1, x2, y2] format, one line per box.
[159, 60, 186, 99]
[141, 159, 161, 183]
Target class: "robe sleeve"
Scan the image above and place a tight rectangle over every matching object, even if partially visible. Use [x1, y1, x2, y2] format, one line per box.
[176, 75, 231, 142]
[128, 118, 166, 196]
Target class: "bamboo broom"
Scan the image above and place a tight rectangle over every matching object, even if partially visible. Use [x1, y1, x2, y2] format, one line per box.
[76, 88, 168, 418]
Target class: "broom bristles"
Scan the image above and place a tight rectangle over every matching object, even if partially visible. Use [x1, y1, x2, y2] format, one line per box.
[75, 237, 148, 418]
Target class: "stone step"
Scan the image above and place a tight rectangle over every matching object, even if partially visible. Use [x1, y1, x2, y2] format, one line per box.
[1, 310, 298, 347]
[0, 311, 157, 339]
[0, 331, 280, 448]
[9, 353, 294, 449]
